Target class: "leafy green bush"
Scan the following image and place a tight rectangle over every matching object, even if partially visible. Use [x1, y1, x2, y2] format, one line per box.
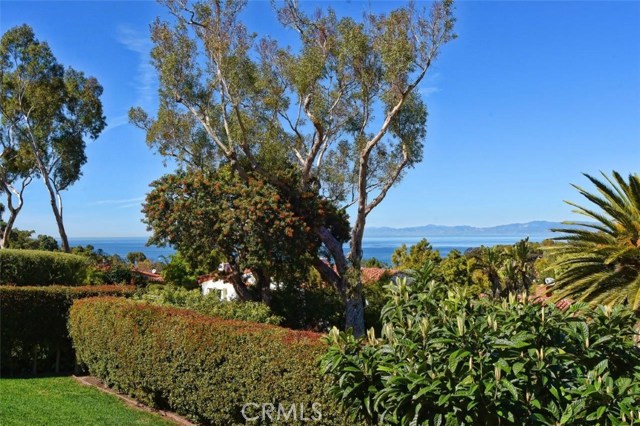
[322, 264, 640, 426]
[69, 297, 354, 425]
[160, 252, 200, 288]
[86, 264, 134, 285]
[0, 285, 135, 374]
[0, 249, 88, 285]
[271, 285, 344, 331]
[136, 285, 282, 325]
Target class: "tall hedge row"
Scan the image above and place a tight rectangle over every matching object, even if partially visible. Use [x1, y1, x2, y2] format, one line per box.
[69, 297, 353, 425]
[0, 285, 135, 374]
[0, 249, 89, 285]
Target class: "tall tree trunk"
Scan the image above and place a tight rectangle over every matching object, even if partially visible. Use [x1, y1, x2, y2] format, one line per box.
[344, 269, 365, 337]
[225, 261, 254, 301]
[0, 207, 17, 249]
[228, 272, 253, 301]
[347, 212, 367, 337]
[1, 181, 29, 249]
[253, 268, 272, 306]
[41, 177, 70, 252]
[314, 225, 366, 337]
[1, 198, 19, 249]
[26, 134, 71, 252]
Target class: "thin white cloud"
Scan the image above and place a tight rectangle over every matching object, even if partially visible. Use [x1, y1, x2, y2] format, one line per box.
[116, 25, 156, 109]
[419, 86, 440, 97]
[118, 201, 145, 209]
[102, 114, 130, 134]
[93, 196, 145, 206]
[419, 72, 441, 98]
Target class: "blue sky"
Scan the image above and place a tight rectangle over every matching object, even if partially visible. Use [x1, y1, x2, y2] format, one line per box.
[2, 0, 639, 237]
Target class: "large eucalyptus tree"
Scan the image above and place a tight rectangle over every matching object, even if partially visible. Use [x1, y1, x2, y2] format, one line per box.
[0, 25, 106, 252]
[131, 0, 456, 335]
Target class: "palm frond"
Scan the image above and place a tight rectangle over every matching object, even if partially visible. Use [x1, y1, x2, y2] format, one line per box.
[551, 171, 640, 313]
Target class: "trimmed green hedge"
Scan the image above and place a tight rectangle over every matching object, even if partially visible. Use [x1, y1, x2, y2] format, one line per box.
[0, 285, 135, 374]
[136, 284, 283, 325]
[69, 298, 353, 425]
[0, 249, 89, 285]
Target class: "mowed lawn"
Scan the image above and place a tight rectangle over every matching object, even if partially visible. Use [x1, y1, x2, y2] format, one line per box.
[0, 376, 176, 426]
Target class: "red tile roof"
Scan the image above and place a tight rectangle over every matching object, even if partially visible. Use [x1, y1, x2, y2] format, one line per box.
[361, 267, 402, 285]
[131, 269, 164, 283]
[530, 285, 573, 311]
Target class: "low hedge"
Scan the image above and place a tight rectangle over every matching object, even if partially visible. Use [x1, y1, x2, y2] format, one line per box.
[0, 249, 89, 285]
[69, 298, 353, 425]
[0, 285, 135, 375]
[136, 284, 284, 325]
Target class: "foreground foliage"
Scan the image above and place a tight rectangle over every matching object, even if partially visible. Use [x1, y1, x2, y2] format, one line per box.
[0, 285, 135, 374]
[0, 376, 174, 426]
[552, 172, 640, 311]
[136, 284, 283, 325]
[70, 297, 354, 425]
[322, 265, 640, 426]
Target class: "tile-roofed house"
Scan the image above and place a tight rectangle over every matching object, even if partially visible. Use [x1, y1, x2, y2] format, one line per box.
[361, 267, 405, 285]
[319, 260, 407, 285]
[131, 268, 164, 283]
[530, 283, 573, 311]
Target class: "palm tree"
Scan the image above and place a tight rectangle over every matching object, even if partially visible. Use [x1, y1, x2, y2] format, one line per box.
[499, 260, 519, 296]
[551, 172, 640, 312]
[473, 246, 503, 297]
[504, 237, 537, 297]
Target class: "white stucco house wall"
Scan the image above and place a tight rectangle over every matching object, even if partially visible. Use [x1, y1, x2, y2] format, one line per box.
[201, 278, 238, 301]
[199, 263, 279, 301]
[199, 263, 238, 301]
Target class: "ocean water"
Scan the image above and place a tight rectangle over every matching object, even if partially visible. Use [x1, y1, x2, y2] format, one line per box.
[68, 237, 174, 261]
[362, 235, 553, 264]
[68, 234, 553, 265]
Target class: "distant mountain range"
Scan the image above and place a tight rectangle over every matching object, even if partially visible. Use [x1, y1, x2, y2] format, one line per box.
[365, 221, 568, 237]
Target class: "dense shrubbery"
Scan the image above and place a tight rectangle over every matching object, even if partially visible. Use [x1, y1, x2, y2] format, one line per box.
[85, 264, 133, 285]
[136, 285, 282, 325]
[0, 249, 88, 285]
[271, 284, 344, 331]
[322, 264, 640, 426]
[0, 285, 135, 374]
[69, 297, 353, 425]
[0, 228, 59, 251]
[137, 281, 388, 332]
[391, 238, 560, 299]
[159, 252, 200, 288]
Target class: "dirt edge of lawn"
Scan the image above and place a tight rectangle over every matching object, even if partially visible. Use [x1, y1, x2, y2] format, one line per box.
[73, 375, 196, 426]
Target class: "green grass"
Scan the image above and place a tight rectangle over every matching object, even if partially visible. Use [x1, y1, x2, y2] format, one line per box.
[0, 376, 176, 426]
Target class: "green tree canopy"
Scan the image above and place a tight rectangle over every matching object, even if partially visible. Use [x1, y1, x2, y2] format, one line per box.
[391, 238, 442, 271]
[126, 251, 148, 266]
[143, 165, 349, 303]
[438, 249, 471, 287]
[0, 25, 106, 251]
[131, 0, 455, 334]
